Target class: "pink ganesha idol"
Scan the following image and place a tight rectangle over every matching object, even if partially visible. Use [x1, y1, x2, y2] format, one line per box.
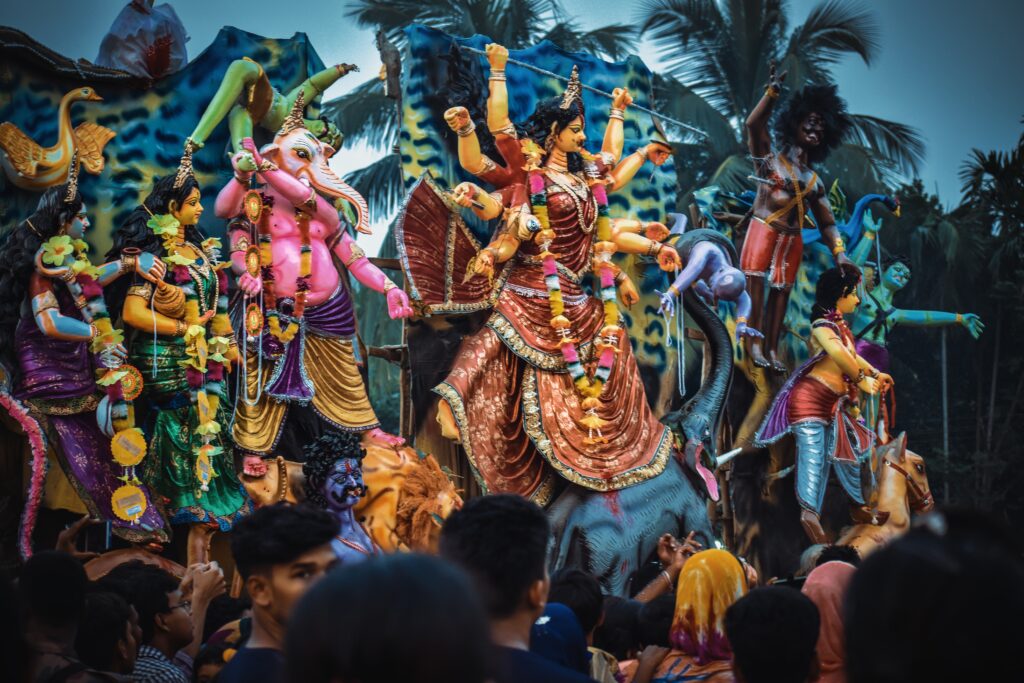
[216, 93, 413, 476]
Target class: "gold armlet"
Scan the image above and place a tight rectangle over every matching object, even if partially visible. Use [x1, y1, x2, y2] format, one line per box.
[119, 253, 137, 275]
[488, 122, 517, 137]
[475, 156, 498, 176]
[343, 243, 366, 267]
[127, 283, 154, 300]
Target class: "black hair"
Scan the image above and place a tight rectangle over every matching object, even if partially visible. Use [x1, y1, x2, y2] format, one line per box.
[523, 96, 587, 173]
[0, 183, 84, 369]
[76, 591, 132, 672]
[845, 508, 1024, 683]
[593, 596, 642, 661]
[439, 494, 550, 619]
[815, 544, 861, 568]
[725, 586, 821, 683]
[104, 174, 205, 320]
[636, 594, 674, 648]
[0, 575, 27, 683]
[230, 502, 338, 579]
[549, 568, 604, 635]
[435, 45, 508, 167]
[301, 431, 366, 510]
[18, 550, 87, 628]
[881, 253, 911, 272]
[811, 264, 861, 321]
[285, 553, 490, 683]
[773, 84, 852, 165]
[201, 594, 250, 644]
[113, 563, 180, 645]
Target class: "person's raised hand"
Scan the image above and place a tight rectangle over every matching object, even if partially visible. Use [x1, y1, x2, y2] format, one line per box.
[55, 514, 101, 561]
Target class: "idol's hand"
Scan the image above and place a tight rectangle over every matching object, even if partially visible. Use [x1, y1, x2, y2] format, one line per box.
[136, 252, 166, 284]
[643, 221, 670, 242]
[835, 251, 855, 269]
[239, 138, 264, 167]
[611, 87, 633, 110]
[863, 209, 883, 235]
[857, 376, 879, 395]
[767, 59, 787, 96]
[646, 142, 673, 166]
[875, 372, 894, 393]
[387, 288, 414, 319]
[238, 272, 262, 297]
[444, 106, 471, 132]
[657, 244, 682, 272]
[232, 149, 257, 175]
[736, 323, 763, 342]
[656, 290, 676, 317]
[451, 182, 483, 209]
[473, 249, 496, 279]
[618, 276, 639, 308]
[961, 313, 984, 339]
[485, 43, 508, 70]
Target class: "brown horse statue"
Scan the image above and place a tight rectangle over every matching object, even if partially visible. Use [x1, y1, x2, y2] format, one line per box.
[838, 432, 934, 557]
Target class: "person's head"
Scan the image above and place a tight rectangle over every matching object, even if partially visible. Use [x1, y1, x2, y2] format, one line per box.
[302, 431, 367, 513]
[670, 549, 748, 664]
[773, 84, 852, 165]
[548, 568, 604, 637]
[18, 550, 88, 633]
[709, 266, 746, 302]
[193, 642, 231, 683]
[845, 508, 1024, 683]
[524, 88, 587, 171]
[530, 602, 590, 674]
[118, 564, 192, 653]
[880, 257, 911, 292]
[439, 494, 551, 622]
[812, 264, 862, 319]
[802, 561, 856, 680]
[0, 183, 85, 366]
[815, 544, 861, 568]
[636, 594, 674, 648]
[76, 591, 138, 674]
[725, 587, 821, 683]
[201, 594, 250, 644]
[230, 503, 339, 629]
[285, 553, 490, 683]
[593, 596, 641, 660]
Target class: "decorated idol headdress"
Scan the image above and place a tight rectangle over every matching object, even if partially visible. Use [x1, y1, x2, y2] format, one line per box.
[560, 65, 582, 109]
[64, 151, 80, 203]
[279, 91, 307, 136]
[173, 141, 195, 189]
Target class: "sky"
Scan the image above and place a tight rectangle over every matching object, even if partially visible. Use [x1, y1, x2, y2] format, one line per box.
[2, 0, 1022, 251]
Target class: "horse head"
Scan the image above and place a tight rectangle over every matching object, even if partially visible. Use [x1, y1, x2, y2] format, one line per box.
[261, 127, 370, 233]
[875, 432, 934, 514]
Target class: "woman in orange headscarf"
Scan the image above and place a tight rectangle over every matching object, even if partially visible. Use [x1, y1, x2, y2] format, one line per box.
[623, 549, 747, 682]
[801, 561, 856, 683]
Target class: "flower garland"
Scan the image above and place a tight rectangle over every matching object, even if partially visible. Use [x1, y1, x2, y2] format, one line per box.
[3, 389, 48, 559]
[37, 236, 149, 525]
[260, 203, 312, 344]
[148, 215, 234, 495]
[529, 170, 619, 444]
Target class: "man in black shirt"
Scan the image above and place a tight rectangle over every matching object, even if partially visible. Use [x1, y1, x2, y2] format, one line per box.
[217, 504, 339, 683]
[440, 495, 597, 683]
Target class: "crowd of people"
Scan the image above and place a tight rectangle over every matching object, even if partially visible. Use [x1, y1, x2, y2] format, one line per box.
[3, 495, 1022, 683]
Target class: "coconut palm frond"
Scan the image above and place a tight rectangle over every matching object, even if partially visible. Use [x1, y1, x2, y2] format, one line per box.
[846, 113, 926, 179]
[345, 153, 405, 218]
[321, 78, 398, 149]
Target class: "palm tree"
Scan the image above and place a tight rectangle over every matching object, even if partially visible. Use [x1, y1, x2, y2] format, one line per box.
[638, 0, 926, 203]
[323, 0, 637, 219]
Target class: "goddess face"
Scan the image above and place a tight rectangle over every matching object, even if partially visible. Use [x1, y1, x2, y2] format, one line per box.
[836, 287, 861, 314]
[170, 187, 203, 226]
[322, 457, 365, 512]
[554, 116, 587, 154]
[65, 203, 90, 239]
[882, 262, 911, 291]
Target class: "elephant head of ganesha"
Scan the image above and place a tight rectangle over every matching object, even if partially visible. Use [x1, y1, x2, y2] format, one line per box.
[260, 126, 371, 234]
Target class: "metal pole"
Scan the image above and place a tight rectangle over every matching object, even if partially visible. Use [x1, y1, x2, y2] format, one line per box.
[459, 45, 708, 139]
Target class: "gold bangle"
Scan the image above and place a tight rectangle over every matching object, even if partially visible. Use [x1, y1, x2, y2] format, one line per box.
[863, 231, 875, 240]
[647, 241, 662, 258]
[383, 279, 398, 293]
[956, 313, 963, 324]
[455, 121, 477, 138]
[614, 270, 627, 285]
[832, 241, 846, 256]
[609, 107, 624, 121]
[489, 69, 506, 80]
[765, 86, 780, 99]
[736, 316, 748, 324]
[234, 173, 252, 185]
[668, 284, 680, 297]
